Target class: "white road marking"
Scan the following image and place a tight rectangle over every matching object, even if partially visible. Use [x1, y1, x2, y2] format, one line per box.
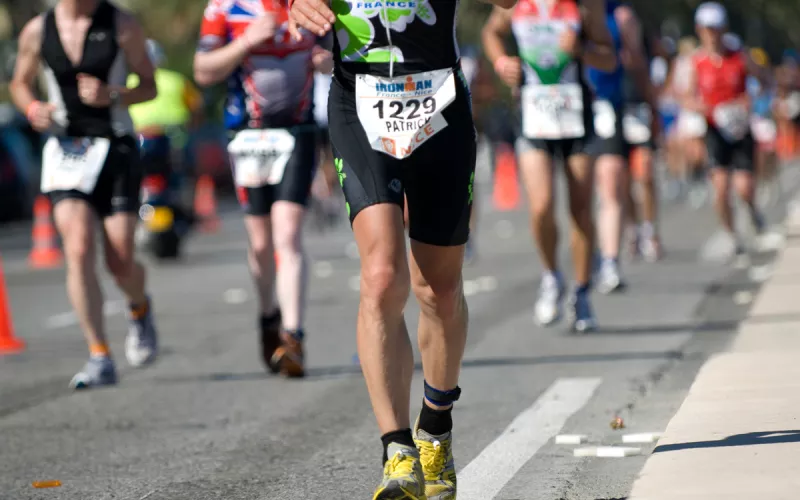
[733, 290, 754, 305]
[45, 300, 125, 329]
[313, 260, 333, 278]
[463, 279, 480, 297]
[574, 446, 642, 457]
[458, 378, 602, 500]
[348, 275, 361, 292]
[622, 432, 662, 444]
[345, 242, 360, 260]
[223, 288, 248, 304]
[477, 275, 498, 292]
[555, 434, 588, 445]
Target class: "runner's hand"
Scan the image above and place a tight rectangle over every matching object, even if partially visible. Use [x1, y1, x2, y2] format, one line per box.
[27, 102, 55, 132]
[312, 46, 334, 74]
[288, 0, 336, 41]
[242, 13, 279, 49]
[497, 57, 522, 88]
[77, 73, 111, 107]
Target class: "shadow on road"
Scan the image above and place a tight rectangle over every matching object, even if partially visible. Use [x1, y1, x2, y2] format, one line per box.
[654, 430, 800, 453]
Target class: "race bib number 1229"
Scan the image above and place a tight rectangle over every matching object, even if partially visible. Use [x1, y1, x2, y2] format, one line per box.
[356, 69, 457, 159]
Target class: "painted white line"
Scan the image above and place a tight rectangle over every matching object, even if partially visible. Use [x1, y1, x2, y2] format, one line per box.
[463, 279, 480, 297]
[574, 446, 641, 458]
[313, 260, 333, 278]
[348, 275, 361, 292]
[477, 276, 498, 293]
[45, 300, 125, 329]
[622, 433, 662, 444]
[223, 288, 248, 304]
[458, 378, 602, 500]
[733, 291, 754, 305]
[494, 220, 514, 240]
[555, 434, 588, 445]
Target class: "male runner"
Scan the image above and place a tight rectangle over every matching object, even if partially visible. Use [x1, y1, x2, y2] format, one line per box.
[194, 0, 333, 378]
[288, 0, 513, 498]
[483, 0, 616, 330]
[619, 22, 662, 262]
[10, 0, 160, 388]
[685, 2, 764, 257]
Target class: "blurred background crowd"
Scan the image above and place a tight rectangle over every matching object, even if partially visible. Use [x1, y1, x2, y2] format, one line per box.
[1, 0, 799, 223]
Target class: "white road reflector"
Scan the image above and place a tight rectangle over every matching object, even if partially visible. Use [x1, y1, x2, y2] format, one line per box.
[348, 275, 361, 292]
[345, 242, 360, 260]
[555, 434, 588, 445]
[313, 260, 333, 278]
[574, 446, 642, 458]
[477, 276, 498, 292]
[733, 290, 753, 305]
[223, 288, 248, 304]
[622, 433, 662, 444]
[463, 280, 480, 297]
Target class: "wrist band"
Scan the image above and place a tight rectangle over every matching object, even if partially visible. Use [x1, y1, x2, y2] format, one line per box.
[494, 56, 510, 76]
[26, 101, 42, 123]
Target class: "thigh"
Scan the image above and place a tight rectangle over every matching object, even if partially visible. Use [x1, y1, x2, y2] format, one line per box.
[405, 93, 476, 247]
[328, 79, 404, 223]
[587, 110, 630, 160]
[274, 127, 318, 207]
[518, 147, 555, 208]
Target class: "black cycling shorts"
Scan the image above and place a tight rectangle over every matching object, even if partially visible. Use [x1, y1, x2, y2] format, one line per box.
[48, 135, 141, 217]
[706, 125, 755, 172]
[328, 70, 477, 247]
[235, 126, 318, 216]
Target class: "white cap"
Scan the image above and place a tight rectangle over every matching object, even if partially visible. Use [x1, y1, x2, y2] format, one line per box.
[695, 2, 728, 29]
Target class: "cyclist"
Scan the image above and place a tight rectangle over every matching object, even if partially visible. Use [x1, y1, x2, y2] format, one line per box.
[194, 0, 333, 378]
[685, 2, 764, 258]
[10, 0, 160, 388]
[483, 0, 616, 330]
[287, 0, 530, 498]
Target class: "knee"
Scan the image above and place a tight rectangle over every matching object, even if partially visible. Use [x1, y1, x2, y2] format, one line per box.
[105, 246, 135, 279]
[249, 230, 274, 263]
[412, 273, 463, 320]
[361, 261, 410, 315]
[64, 231, 95, 270]
[272, 223, 302, 258]
[529, 193, 554, 220]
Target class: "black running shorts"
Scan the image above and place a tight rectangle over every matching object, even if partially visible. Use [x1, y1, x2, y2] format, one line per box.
[236, 126, 318, 216]
[706, 125, 755, 172]
[328, 69, 477, 247]
[48, 135, 141, 217]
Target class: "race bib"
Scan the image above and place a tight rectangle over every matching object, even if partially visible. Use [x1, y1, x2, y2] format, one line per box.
[784, 92, 800, 119]
[355, 69, 456, 159]
[623, 104, 652, 144]
[521, 84, 585, 139]
[593, 100, 616, 139]
[750, 116, 777, 143]
[227, 129, 295, 188]
[679, 111, 708, 137]
[41, 136, 110, 194]
[713, 101, 749, 142]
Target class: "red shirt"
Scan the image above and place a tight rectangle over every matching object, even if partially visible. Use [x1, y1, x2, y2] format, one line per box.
[693, 49, 748, 125]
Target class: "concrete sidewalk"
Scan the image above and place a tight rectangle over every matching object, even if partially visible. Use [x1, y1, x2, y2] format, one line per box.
[628, 203, 800, 500]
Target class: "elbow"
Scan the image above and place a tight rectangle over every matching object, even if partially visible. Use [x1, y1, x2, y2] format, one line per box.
[193, 68, 216, 88]
[494, 0, 517, 8]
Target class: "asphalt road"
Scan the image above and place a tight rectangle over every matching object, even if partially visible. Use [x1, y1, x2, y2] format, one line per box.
[0, 159, 797, 500]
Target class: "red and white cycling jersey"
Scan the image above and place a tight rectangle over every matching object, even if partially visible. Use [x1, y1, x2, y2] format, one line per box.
[693, 48, 748, 127]
[199, 0, 317, 128]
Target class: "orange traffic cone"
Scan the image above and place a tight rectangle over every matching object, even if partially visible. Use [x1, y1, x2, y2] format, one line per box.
[0, 255, 25, 354]
[492, 144, 521, 211]
[194, 175, 220, 233]
[28, 196, 63, 269]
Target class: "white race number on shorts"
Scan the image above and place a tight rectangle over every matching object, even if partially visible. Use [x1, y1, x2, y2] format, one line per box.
[227, 129, 295, 188]
[623, 104, 652, 144]
[356, 69, 456, 160]
[750, 116, 777, 143]
[593, 100, 616, 140]
[678, 111, 708, 138]
[713, 101, 749, 142]
[41, 136, 110, 194]
[521, 83, 585, 140]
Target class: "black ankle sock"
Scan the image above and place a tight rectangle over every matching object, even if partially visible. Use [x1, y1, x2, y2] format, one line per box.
[260, 310, 280, 329]
[417, 403, 453, 437]
[380, 429, 414, 463]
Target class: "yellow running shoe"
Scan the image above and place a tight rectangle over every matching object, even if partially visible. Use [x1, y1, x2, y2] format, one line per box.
[414, 420, 456, 500]
[373, 443, 426, 500]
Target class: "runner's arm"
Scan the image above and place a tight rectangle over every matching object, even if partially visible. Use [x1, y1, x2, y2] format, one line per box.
[194, 38, 250, 87]
[114, 12, 157, 106]
[481, 6, 513, 70]
[479, 0, 518, 8]
[8, 16, 44, 115]
[616, 7, 656, 111]
[580, 0, 617, 72]
[679, 57, 705, 113]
